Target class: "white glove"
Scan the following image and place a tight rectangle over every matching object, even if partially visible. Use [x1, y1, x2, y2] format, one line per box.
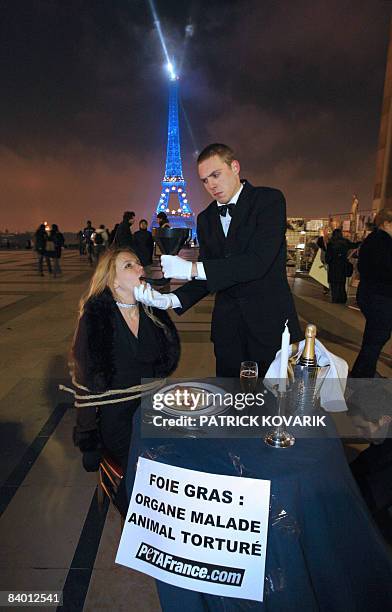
[134, 284, 174, 310]
[161, 255, 192, 280]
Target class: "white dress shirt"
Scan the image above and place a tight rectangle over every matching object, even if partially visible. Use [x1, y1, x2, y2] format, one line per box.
[194, 183, 244, 279]
[217, 183, 244, 237]
[170, 184, 244, 308]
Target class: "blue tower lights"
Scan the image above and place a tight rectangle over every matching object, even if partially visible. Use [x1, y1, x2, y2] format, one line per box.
[151, 59, 196, 234]
[147, 0, 197, 235]
[159, 64, 192, 218]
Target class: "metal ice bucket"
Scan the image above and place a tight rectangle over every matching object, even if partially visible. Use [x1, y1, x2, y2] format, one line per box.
[287, 364, 330, 416]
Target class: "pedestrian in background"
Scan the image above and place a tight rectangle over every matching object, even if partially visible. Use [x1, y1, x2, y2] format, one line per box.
[316, 231, 330, 295]
[92, 224, 109, 263]
[77, 230, 84, 255]
[157, 211, 170, 228]
[325, 228, 358, 303]
[49, 224, 65, 277]
[109, 224, 119, 246]
[113, 212, 135, 248]
[133, 219, 154, 273]
[351, 208, 392, 377]
[83, 220, 95, 266]
[34, 224, 52, 276]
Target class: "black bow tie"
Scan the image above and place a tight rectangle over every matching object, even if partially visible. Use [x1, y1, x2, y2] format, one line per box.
[218, 203, 235, 217]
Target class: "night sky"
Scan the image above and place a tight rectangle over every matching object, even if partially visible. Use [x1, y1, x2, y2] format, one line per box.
[1, 0, 391, 232]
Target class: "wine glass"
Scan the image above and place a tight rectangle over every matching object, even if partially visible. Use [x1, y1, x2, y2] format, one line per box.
[240, 361, 258, 393]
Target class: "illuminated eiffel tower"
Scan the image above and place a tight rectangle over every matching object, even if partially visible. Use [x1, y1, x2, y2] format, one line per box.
[152, 77, 196, 237]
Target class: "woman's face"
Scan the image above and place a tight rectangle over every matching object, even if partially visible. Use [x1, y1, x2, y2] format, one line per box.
[113, 252, 144, 293]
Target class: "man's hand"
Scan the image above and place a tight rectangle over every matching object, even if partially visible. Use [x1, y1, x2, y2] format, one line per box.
[161, 255, 192, 280]
[134, 284, 174, 310]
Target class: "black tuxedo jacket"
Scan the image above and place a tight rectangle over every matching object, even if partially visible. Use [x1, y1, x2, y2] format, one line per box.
[174, 180, 302, 348]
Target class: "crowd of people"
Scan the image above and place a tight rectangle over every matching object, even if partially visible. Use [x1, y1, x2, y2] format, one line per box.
[309, 212, 392, 378]
[77, 212, 156, 269]
[33, 213, 159, 278]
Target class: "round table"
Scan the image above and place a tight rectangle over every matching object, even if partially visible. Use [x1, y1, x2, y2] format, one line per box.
[126, 410, 392, 611]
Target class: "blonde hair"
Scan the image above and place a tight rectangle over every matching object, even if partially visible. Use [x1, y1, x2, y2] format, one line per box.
[76, 246, 166, 327]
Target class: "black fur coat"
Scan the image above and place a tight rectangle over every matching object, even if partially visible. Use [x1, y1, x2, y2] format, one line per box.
[72, 288, 180, 393]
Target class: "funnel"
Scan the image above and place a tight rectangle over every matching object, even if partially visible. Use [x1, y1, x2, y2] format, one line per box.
[141, 227, 190, 286]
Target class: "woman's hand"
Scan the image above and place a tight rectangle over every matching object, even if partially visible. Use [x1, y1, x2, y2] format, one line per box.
[134, 284, 174, 309]
[72, 427, 102, 472]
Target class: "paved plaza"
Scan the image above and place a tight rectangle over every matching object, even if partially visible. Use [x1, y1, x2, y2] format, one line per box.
[0, 249, 391, 611]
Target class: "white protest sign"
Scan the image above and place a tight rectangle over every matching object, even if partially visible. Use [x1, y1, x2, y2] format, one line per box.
[116, 457, 270, 602]
[309, 248, 329, 288]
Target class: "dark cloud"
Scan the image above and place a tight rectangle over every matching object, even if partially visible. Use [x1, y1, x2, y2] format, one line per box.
[0, 0, 390, 230]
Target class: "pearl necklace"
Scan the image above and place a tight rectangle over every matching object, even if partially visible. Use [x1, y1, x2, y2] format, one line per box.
[116, 301, 138, 309]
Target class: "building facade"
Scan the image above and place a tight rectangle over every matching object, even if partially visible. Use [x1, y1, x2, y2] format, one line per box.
[373, 20, 392, 212]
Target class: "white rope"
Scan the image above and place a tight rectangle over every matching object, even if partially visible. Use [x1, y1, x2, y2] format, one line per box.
[74, 393, 144, 407]
[59, 377, 166, 407]
[71, 375, 164, 399]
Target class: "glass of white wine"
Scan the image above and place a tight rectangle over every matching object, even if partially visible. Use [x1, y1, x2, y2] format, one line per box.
[240, 361, 258, 393]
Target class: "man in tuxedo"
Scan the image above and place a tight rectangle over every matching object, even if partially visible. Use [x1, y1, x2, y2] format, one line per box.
[136, 143, 301, 376]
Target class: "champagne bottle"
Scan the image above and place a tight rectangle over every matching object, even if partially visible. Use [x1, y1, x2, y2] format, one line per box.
[289, 324, 319, 417]
[298, 324, 317, 367]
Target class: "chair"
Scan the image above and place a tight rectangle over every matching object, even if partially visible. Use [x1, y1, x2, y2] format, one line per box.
[98, 452, 125, 527]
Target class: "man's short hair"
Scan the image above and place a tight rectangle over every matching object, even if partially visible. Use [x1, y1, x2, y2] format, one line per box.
[197, 143, 235, 166]
[140, 219, 148, 225]
[374, 207, 392, 228]
[123, 211, 135, 221]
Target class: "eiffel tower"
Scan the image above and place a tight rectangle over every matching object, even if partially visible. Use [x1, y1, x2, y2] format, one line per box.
[152, 76, 196, 237]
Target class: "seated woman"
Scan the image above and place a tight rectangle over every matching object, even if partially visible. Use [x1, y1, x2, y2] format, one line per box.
[71, 247, 180, 514]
